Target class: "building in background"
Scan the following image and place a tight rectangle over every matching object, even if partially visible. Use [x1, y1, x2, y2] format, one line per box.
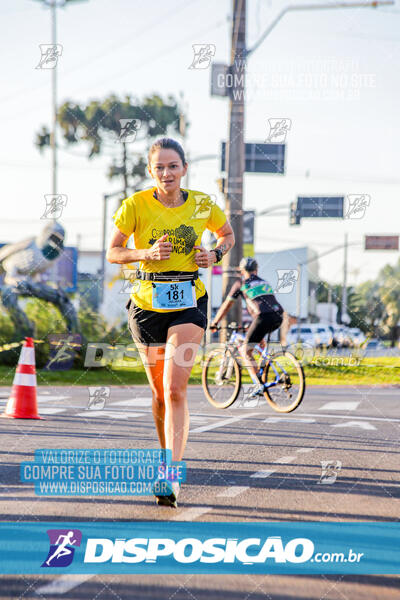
[207, 246, 319, 322]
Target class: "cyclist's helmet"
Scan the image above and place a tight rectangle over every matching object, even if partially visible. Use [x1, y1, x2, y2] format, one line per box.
[239, 257, 258, 272]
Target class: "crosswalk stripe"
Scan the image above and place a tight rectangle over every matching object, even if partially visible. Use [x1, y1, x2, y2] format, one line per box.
[35, 575, 93, 595]
[217, 486, 249, 497]
[75, 411, 144, 419]
[190, 412, 260, 433]
[37, 408, 66, 415]
[250, 469, 276, 479]
[274, 455, 296, 464]
[111, 398, 152, 407]
[319, 401, 360, 411]
[172, 506, 211, 521]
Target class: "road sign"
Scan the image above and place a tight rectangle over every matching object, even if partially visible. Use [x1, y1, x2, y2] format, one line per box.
[297, 196, 344, 219]
[210, 63, 229, 97]
[365, 235, 399, 250]
[221, 142, 285, 174]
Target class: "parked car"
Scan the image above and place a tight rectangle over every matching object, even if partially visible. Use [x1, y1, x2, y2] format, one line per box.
[334, 326, 352, 348]
[287, 325, 317, 347]
[314, 324, 333, 347]
[348, 328, 366, 347]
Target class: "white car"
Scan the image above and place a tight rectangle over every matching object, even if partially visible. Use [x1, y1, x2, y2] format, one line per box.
[334, 326, 351, 348]
[348, 328, 366, 347]
[287, 325, 317, 347]
[317, 325, 333, 347]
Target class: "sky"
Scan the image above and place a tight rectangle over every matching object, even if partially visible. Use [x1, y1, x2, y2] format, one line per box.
[1, 0, 399, 286]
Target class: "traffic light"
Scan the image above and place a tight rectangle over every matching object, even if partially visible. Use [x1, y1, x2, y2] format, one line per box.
[289, 201, 301, 226]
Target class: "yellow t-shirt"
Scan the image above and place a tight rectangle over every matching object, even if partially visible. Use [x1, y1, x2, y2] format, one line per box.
[113, 187, 227, 312]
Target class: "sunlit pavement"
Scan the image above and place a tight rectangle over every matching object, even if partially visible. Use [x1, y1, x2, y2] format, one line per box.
[0, 385, 398, 599]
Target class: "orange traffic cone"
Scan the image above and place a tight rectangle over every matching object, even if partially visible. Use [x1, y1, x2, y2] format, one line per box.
[2, 337, 43, 419]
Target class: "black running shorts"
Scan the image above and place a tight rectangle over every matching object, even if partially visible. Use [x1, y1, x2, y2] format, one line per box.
[127, 293, 208, 345]
[245, 312, 283, 345]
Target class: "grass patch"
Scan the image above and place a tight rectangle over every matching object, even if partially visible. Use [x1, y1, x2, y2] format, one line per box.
[0, 356, 398, 387]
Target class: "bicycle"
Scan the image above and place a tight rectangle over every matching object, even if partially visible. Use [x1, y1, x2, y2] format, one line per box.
[202, 324, 305, 412]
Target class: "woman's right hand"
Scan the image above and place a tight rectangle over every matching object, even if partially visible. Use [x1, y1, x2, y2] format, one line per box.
[146, 233, 172, 261]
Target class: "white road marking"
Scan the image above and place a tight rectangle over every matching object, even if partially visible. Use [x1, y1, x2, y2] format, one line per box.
[111, 398, 152, 407]
[37, 408, 66, 415]
[264, 417, 316, 424]
[331, 420, 376, 430]
[190, 412, 260, 433]
[75, 411, 144, 419]
[320, 401, 360, 411]
[38, 395, 70, 402]
[274, 455, 296, 464]
[217, 486, 249, 498]
[35, 575, 93, 594]
[250, 469, 276, 479]
[296, 448, 314, 453]
[172, 506, 212, 521]
[300, 412, 400, 424]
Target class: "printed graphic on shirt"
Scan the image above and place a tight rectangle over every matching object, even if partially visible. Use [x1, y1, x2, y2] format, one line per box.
[112, 188, 227, 312]
[241, 282, 274, 299]
[148, 224, 197, 255]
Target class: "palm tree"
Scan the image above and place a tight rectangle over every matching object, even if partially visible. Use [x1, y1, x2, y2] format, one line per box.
[36, 93, 187, 206]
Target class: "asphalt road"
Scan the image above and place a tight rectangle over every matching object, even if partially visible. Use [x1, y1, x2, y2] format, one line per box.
[0, 384, 399, 599]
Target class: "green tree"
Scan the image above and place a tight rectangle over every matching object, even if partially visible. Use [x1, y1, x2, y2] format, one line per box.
[36, 93, 187, 205]
[378, 259, 400, 347]
[350, 281, 385, 337]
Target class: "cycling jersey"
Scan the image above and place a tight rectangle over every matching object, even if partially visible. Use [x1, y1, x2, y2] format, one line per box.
[228, 273, 283, 319]
[113, 187, 227, 312]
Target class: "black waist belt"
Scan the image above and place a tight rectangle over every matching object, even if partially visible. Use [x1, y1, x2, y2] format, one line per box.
[133, 270, 199, 282]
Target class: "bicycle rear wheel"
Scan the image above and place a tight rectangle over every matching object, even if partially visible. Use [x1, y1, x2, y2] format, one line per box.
[202, 348, 241, 409]
[261, 351, 305, 413]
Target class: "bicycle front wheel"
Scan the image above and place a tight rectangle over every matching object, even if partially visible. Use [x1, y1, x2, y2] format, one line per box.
[202, 348, 241, 409]
[261, 351, 305, 413]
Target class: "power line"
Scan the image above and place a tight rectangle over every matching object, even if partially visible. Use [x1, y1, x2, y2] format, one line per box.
[0, 0, 201, 106]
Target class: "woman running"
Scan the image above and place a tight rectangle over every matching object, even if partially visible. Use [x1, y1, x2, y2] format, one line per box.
[107, 138, 234, 507]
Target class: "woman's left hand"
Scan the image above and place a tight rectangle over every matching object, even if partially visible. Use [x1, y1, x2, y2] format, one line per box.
[193, 246, 216, 268]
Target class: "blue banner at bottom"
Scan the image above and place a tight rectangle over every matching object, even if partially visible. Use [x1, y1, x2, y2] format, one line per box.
[0, 522, 398, 574]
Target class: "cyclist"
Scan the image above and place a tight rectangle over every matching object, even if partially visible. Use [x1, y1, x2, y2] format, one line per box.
[107, 138, 234, 507]
[210, 257, 283, 397]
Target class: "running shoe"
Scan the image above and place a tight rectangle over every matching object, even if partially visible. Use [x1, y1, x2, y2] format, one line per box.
[153, 479, 180, 508]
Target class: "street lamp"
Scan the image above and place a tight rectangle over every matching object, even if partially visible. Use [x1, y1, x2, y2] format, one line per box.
[246, 1, 395, 58]
[33, 0, 88, 195]
[221, 0, 394, 334]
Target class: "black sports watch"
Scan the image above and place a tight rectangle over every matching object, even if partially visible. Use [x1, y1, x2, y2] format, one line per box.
[211, 248, 223, 264]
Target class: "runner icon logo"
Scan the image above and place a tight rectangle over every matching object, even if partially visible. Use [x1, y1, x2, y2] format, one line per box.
[87, 387, 110, 410]
[318, 460, 342, 485]
[275, 269, 298, 294]
[42, 529, 82, 568]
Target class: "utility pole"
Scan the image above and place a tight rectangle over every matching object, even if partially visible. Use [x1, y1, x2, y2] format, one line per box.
[342, 233, 349, 324]
[222, 0, 246, 334]
[217, 0, 392, 337]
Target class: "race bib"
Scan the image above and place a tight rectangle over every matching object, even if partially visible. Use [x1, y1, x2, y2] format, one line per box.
[151, 281, 196, 310]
